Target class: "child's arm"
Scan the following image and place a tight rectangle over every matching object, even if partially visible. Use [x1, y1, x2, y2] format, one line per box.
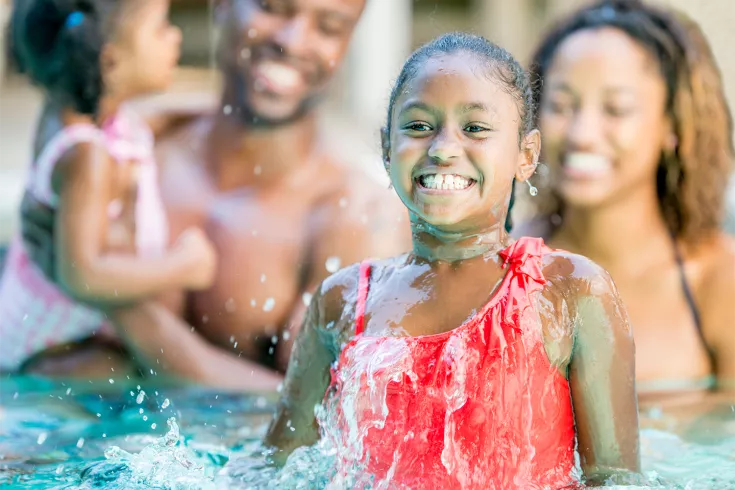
[567, 260, 641, 486]
[263, 280, 339, 466]
[54, 142, 215, 304]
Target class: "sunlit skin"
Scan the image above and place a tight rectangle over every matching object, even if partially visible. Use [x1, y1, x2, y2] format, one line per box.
[537, 28, 735, 402]
[265, 51, 641, 485]
[18, 0, 410, 386]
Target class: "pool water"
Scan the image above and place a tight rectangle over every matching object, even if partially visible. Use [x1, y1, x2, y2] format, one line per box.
[1, 376, 734, 489]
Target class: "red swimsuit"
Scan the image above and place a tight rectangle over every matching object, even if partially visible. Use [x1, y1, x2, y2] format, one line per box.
[322, 237, 578, 489]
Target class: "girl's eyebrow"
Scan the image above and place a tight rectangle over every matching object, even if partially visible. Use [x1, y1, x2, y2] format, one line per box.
[458, 102, 494, 115]
[398, 100, 440, 118]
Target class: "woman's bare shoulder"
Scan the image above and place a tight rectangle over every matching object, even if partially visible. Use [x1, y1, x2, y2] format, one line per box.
[697, 232, 735, 325]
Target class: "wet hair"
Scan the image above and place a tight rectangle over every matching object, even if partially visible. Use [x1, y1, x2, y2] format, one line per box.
[530, 0, 734, 244]
[383, 32, 537, 232]
[9, 0, 126, 115]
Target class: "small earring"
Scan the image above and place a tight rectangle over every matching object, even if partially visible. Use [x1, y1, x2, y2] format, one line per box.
[526, 179, 538, 197]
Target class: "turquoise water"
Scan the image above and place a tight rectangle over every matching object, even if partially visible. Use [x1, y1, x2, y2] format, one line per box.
[1, 376, 734, 489]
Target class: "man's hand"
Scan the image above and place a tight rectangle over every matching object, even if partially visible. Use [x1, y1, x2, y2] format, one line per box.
[19, 189, 56, 280]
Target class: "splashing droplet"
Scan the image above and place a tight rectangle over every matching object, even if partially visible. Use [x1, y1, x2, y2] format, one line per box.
[224, 105, 232, 115]
[151, 423, 157, 430]
[325, 256, 341, 273]
[248, 28, 257, 38]
[37, 433, 48, 445]
[225, 298, 237, 313]
[283, 330, 291, 341]
[136, 391, 146, 404]
[302, 292, 313, 307]
[263, 297, 276, 312]
[66, 388, 72, 395]
[109, 378, 115, 384]
[76, 437, 84, 448]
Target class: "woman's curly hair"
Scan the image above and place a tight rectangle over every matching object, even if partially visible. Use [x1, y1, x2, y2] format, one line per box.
[529, 0, 734, 244]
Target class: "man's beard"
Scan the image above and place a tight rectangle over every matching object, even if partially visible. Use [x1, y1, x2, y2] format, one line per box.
[229, 71, 326, 129]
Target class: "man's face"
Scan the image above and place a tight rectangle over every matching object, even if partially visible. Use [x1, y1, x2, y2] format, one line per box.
[218, 0, 365, 126]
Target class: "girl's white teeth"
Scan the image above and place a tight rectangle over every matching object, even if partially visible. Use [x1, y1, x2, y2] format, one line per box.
[419, 174, 472, 190]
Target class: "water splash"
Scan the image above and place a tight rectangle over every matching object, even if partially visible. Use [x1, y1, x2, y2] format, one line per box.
[76, 418, 216, 490]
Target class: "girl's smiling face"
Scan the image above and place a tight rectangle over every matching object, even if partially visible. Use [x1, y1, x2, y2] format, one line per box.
[386, 51, 540, 234]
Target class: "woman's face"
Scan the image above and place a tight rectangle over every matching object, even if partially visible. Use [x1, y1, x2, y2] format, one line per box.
[539, 27, 672, 209]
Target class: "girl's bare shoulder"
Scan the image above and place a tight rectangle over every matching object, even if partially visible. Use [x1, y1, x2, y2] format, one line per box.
[540, 250, 620, 308]
[316, 255, 408, 342]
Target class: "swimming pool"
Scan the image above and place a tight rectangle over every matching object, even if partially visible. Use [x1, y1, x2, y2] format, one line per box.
[1, 376, 734, 489]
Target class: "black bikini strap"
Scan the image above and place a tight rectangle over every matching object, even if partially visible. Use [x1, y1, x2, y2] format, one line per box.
[671, 239, 713, 366]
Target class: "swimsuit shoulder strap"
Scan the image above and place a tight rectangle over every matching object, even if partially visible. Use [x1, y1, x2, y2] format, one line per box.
[354, 260, 372, 336]
[672, 239, 708, 351]
[31, 124, 105, 207]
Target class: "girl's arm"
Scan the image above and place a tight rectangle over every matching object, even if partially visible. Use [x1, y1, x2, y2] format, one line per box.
[567, 260, 641, 486]
[54, 142, 215, 304]
[264, 280, 338, 466]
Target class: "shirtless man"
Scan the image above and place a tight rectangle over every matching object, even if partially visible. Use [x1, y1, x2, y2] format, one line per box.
[17, 0, 410, 389]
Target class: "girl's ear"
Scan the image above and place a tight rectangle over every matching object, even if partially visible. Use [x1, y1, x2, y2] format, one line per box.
[381, 127, 390, 170]
[516, 129, 541, 181]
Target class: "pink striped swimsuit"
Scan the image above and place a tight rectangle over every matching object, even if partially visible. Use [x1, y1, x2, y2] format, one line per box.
[0, 107, 169, 371]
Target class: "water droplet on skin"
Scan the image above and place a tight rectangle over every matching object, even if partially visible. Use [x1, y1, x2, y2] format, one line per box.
[302, 292, 313, 307]
[76, 438, 85, 448]
[230, 335, 235, 344]
[283, 331, 291, 341]
[136, 391, 145, 404]
[325, 256, 341, 273]
[224, 105, 232, 115]
[338, 198, 347, 208]
[254, 165, 262, 175]
[225, 298, 237, 313]
[37, 433, 48, 445]
[263, 298, 275, 312]
[250, 298, 257, 307]
[260, 274, 266, 283]
[271, 335, 278, 344]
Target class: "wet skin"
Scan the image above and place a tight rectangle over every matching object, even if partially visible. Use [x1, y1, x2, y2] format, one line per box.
[265, 52, 641, 485]
[536, 28, 735, 401]
[17, 0, 411, 387]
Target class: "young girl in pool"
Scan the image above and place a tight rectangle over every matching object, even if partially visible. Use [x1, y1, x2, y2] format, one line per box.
[0, 0, 215, 371]
[263, 33, 640, 488]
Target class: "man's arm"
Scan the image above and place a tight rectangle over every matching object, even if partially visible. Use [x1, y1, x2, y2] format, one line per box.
[276, 180, 410, 370]
[109, 301, 283, 391]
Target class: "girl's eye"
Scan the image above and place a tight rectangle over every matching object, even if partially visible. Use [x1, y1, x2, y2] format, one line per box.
[404, 122, 432, 132]
[464, 125, 489, 133]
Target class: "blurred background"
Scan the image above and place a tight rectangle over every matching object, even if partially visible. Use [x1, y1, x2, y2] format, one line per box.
[1, 0, 734, 240]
